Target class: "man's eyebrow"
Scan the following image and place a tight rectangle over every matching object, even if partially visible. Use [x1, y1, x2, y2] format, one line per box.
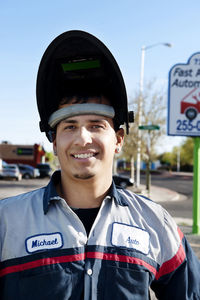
[89, 118, 106, 123]
[61, 119, 77, 124]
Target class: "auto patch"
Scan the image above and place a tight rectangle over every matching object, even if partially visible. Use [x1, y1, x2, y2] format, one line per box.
[111, 222, 150, 255]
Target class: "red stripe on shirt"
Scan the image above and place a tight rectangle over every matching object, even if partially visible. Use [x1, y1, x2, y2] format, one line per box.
[156, 227, 186, 280]
[0, 253, 85, 277]
[1, 228, 185, 279]
[86, 251, 157, 276]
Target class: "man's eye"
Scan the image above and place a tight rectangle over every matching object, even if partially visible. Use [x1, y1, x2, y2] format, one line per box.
[64, 125, 76, 130]
[91, 124, 104, 129]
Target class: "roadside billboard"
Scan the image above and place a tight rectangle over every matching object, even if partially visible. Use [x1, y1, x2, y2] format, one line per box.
[168, 52, 200, 136]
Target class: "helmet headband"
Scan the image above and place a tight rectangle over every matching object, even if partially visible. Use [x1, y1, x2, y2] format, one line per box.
[48, 103, 115, 128]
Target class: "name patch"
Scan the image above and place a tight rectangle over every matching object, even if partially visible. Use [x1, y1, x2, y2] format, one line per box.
[111, 223, 149, 255]
[26, 232, 63, 253]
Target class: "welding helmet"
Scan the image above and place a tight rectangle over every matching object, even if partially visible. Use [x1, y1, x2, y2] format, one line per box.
[36, 30, 133, 142]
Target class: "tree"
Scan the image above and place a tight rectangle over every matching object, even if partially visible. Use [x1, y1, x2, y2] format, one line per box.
[159, 151, 174, 167]
[181, 137, 194, 166]
[159, 137, 194, 171]
[121, 81, 166, 168]
[45, 151, 60, 170]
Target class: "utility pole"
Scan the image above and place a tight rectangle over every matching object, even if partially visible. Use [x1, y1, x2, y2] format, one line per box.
[136, 42, 172, 188]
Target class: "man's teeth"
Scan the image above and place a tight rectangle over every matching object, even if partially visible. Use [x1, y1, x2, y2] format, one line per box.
[74, 153, 94, 158]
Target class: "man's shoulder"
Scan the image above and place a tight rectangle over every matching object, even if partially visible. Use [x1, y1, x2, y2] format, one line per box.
[0, 187, 45, 212]
[116, 187, 165, 221]
[117, 187, 158, 205]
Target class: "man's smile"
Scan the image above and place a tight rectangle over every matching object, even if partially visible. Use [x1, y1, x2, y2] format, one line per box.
[72, 152, 98, 159]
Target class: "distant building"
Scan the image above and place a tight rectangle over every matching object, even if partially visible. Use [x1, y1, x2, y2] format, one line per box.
[0, 143, 45, 167]
[117, 159, 161, 172]
[142, 160, 161, 170]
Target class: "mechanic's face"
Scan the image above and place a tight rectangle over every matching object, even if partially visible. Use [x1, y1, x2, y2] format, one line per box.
[53, 98, 124, 182]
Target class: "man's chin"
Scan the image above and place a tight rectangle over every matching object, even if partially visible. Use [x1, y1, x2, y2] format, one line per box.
[74, 173, 95, 180]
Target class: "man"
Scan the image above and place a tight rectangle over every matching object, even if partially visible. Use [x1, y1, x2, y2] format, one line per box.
[0, 30, 199, 300]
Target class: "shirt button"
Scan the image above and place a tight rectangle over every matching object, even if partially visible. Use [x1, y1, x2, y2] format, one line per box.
[87, 269, 93, 276]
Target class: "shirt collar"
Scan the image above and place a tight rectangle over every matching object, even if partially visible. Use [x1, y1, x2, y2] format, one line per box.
[43, 170, 128, 214]
[43, 170, 62, 214]
[109, 181, 129, 206]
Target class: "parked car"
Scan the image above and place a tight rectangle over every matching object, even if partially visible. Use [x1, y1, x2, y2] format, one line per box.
[0, 160, 7, 178]
[113, 174, 134, 188]
[0, 164, 22, 181]
[18, 164, 40, 179]
[36, 163, 52, 178]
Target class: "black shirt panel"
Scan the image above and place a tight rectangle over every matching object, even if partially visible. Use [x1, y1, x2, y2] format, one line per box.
[72, 207, 100, 236]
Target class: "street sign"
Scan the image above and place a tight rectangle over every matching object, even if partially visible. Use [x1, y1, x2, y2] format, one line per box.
[168, 52, 200, 137]
[139, 125, 160, 130]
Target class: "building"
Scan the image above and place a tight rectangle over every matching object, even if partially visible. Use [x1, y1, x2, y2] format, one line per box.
[0, 143, 45, 167]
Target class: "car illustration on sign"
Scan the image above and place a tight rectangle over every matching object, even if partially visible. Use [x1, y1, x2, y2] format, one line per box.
[180, 88, 200, 120]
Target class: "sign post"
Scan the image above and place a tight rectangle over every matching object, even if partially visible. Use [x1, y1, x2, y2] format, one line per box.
[139, 125, 160, 197]
[193, 137, 200, 234]
[168, 52, 200, 234]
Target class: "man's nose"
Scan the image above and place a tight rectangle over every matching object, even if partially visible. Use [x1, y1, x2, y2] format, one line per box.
[74, 127, 93, 146]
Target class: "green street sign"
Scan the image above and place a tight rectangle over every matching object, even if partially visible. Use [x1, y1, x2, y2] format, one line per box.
[139, 125, 160, 130]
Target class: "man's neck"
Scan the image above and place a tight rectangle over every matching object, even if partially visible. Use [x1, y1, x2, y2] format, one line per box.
[57, 173, 112, 209]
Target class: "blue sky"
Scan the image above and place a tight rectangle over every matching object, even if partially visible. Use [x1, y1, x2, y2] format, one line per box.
[0, 0, 199, 152]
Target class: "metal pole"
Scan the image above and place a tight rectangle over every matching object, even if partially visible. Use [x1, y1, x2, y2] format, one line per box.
[146, 130, 151, 197]
[192, 137, 200, 234]
[136, 46, 145, 188]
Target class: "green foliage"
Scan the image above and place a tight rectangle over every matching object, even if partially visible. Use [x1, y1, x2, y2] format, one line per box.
[45, 151, 54, 162]
[159, 137, 194, 170]
[45, 151, 60, 171]
[159, 151, 174, 165]
[181, 137, 193, 165]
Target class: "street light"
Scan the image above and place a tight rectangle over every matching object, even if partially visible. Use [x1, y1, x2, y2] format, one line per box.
[136, 42, 172, 188]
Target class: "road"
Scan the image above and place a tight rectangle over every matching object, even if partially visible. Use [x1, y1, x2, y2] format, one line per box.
[141, 171, 193, 220]
[141, 171, 193, 196]
[0, 178, 49, 200]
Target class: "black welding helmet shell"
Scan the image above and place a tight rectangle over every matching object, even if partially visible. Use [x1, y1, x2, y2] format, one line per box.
[36, 30, 131, 141]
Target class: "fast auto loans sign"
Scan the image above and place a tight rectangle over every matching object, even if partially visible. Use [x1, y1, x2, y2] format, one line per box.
[168, 52, 200, 136]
